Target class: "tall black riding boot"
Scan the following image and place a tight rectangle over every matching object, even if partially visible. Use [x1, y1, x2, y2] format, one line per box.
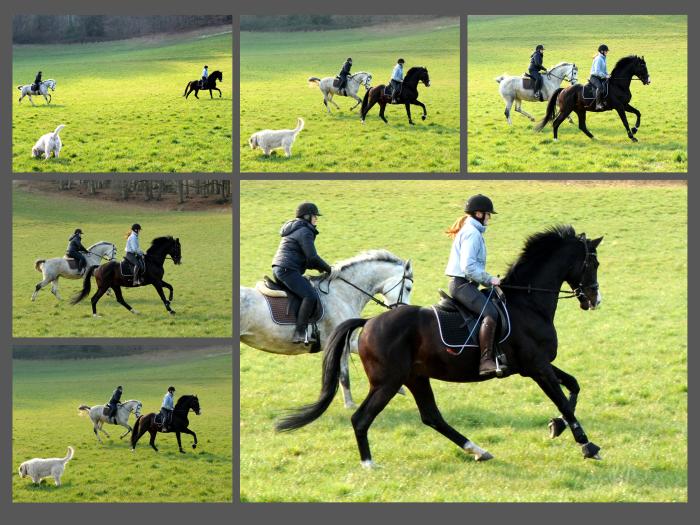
[595, 89, 604, 110]
[292, 298, 317, 344]
[478, 317, 506, 376]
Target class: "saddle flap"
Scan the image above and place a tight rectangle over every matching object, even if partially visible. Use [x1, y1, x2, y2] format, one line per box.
[64, 257, 79, 270]
[333, 77, 341, 87]
[582, 80, 608, 100]
[103, 405, 110, 416]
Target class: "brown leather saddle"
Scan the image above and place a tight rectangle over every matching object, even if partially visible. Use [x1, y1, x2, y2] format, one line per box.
[521, 74, 536, 90]
[255, 276, 324, 326]
[582, 80, 608, 101]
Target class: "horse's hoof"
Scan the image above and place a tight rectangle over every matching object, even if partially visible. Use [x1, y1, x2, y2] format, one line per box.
[130, 309, 139, 315]
[631, 127, 638, 134]
[344, 401, 357, 409]
[130, 448, 135, 452]
[192, 444, 197, 449]
[409, 121, 415, 125]
[180, 450, 186, 454]
[548, 417, 567, 438]
[582, 441, 602, 459]
[476, 451, 494, 462]
[361, 460, 376, 469]
[169, 310, 176, 315]
[93, 314, 102, 318]
[631, 137, 638, 143]
[421, 115, 426, 121]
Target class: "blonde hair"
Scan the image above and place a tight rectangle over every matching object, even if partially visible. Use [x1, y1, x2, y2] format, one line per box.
[445, 214, 470, 239]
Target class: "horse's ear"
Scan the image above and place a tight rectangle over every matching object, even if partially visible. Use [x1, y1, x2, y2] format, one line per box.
[590, 236, 603, 248]
[578, 232, 587, 241]
[404, 259, 412, 272]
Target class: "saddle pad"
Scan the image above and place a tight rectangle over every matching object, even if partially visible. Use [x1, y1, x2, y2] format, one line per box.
[521, 77, 535, 90]
[120, 260, 134, 277]
[262, 294, 324, 325]
[333, 77, 341, 87]
[431, 303, 511, 349]
[582, 82, 607, 100]
[64, 258, 79, 270]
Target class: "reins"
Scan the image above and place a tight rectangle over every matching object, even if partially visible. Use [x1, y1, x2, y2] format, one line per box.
[318, 271, 412, 310]
[497, 283, 578, 299]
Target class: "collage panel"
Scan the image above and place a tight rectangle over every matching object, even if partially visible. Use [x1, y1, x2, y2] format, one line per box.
[467, 15, 687, 172]
[12, 15, 233, 173]
[13, 179, 232, 337]
[240, 15, 460, 173]
[239, 179, 687, 502]
[12, 342, 233, 502]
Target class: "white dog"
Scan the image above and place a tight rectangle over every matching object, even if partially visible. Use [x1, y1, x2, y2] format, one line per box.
[18, 446, 74, 486]
[32, 124, 65, 160]
[249, 117, 304, 157]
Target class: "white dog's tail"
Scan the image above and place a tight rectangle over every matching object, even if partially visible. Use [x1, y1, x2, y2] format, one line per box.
[293, 118, 305, 135]
[63, 446, 74, 464]
[52, 124, 66, 137]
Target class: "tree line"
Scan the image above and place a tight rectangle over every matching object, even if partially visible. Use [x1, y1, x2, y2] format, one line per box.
[13, 344, 229, 359]
[53, 179, 232, 205]
[13, 15, 232, 44]
[240, 15, 446, 32]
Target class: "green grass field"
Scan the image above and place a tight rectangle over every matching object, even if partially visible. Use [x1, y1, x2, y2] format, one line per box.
[13, 348, 232, 502]
[12, 29, 232, 173]
[240, 180, 687, 502]
[468, 15, 687, 172]
[240, 19, 460, 172]
[13, 187, 232, 337]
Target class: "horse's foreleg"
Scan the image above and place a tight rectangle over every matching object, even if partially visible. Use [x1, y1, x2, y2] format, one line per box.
[350, 94, 362, 110]
[161, 279, 174, 302]
[532, 365, 601, 459]
[46, 93, 51, 105]
[406, 376, 493, 461]
[624, 103, 641, 135]
[29, 95, 36, 107]
[614, 106, 638, 142]
[112, 286, 136, 314]
[153, 282, 175, 315]
[548, 365, 580, 438]
[180, 428, 198, 450]
[215, 87, 222, 98]
[413, 100, 427, 121]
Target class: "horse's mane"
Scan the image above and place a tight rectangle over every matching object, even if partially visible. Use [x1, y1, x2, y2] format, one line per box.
[309, 249, 404, 281]
[147, 236, 176, 253]
[611, 55, 643, 75]
[405, 66, 427, 78]
[88, 240, 113, 249]
[503, 225, 578, 283]
[548, 62, 574, 71]
[175, 394, 197, 408]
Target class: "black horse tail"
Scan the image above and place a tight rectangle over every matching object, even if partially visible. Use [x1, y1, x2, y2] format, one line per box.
[183, 82, 191, 96]
[276, 317, 368, 432]
[71, 265, 97, 305]
[361, 89, 370, 116]
[131, 415, 142, 448]
[534, 87, 563, 132]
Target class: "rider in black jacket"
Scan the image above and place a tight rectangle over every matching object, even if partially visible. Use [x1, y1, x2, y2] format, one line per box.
[272, 202, 334, 344]
[107, 386, 123, 422]
[338, 58, 352, 95]
[32, 71, 42, 93]
[528, 45, 547, 101]
[66, 228, 88, 273]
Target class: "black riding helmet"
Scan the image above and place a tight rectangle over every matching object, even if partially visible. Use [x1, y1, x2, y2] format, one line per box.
[465, 194, 497, 214]
[397, 58, 405, 64]
[204, 65, 208, 68]
[598, 44, 609, 53]
[536, 44, 545, 51]
[168, 386, 175, 393]
[74, 228, 83, 235]
[117, 386, 123, 390]
[295, 202, 322, 218]
[131, 223, 142, 232]
[347, 57, 352, 62]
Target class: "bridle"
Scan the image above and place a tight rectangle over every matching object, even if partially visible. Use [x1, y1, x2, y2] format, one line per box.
[319, 268, 413, 310]
[546, 63, 578, 83]
[87, 243, 117, 261]
[499, 237, 598, 300]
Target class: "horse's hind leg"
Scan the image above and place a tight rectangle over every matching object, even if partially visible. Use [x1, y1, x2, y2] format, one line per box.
[548, 365, 580, 439]
[90, 286, 110, 317]
[531, 365, 601, 459]
[514, 100, 535, 122]
[32, 277, 52, 301]
[350, 94, 362, 110]
[149, 430, 158, 452]
[552, 110, 571, 141]
[119, 424, 132, 439]
[575, 110, 594, 139]
[51, 279, 62, 300]
[351, 383, 401, 468]
[406, 376, 493, 461]
[339, 348, 356, 409]
[93, 424, 103, 444]
[112, 286, 137, 314]
[378, 103, 388, 124]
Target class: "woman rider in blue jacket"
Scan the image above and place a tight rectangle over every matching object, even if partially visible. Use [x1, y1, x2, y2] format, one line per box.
[271, 202, 336, 344]
[445, 194, 507, 376]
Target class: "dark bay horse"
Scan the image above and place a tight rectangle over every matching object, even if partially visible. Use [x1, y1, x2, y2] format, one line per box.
[184, 70, 223, 99]
[278, 226, 603, 467]
[360, 66, 431, 125]
[130, 395, 201, 453]
[535, 55, 650, 141]
[71, 236, 182, 316]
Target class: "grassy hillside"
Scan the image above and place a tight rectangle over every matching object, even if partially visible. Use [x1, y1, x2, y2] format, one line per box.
[13, 188, 232, 337]
[467, 15, 687, 172]
[240, 19, 460, 172]
[12, 30, 232, 172]
[240, 180, 687, 502]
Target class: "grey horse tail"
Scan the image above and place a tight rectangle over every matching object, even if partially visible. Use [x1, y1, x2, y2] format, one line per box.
[534, 87, 564, 132]
[495, 75, 505, 83]
[35, 259, 45, 273]
[17, 85, 23, 90]
[78, 405, 91, 412]
[308, 77, 321, 84]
